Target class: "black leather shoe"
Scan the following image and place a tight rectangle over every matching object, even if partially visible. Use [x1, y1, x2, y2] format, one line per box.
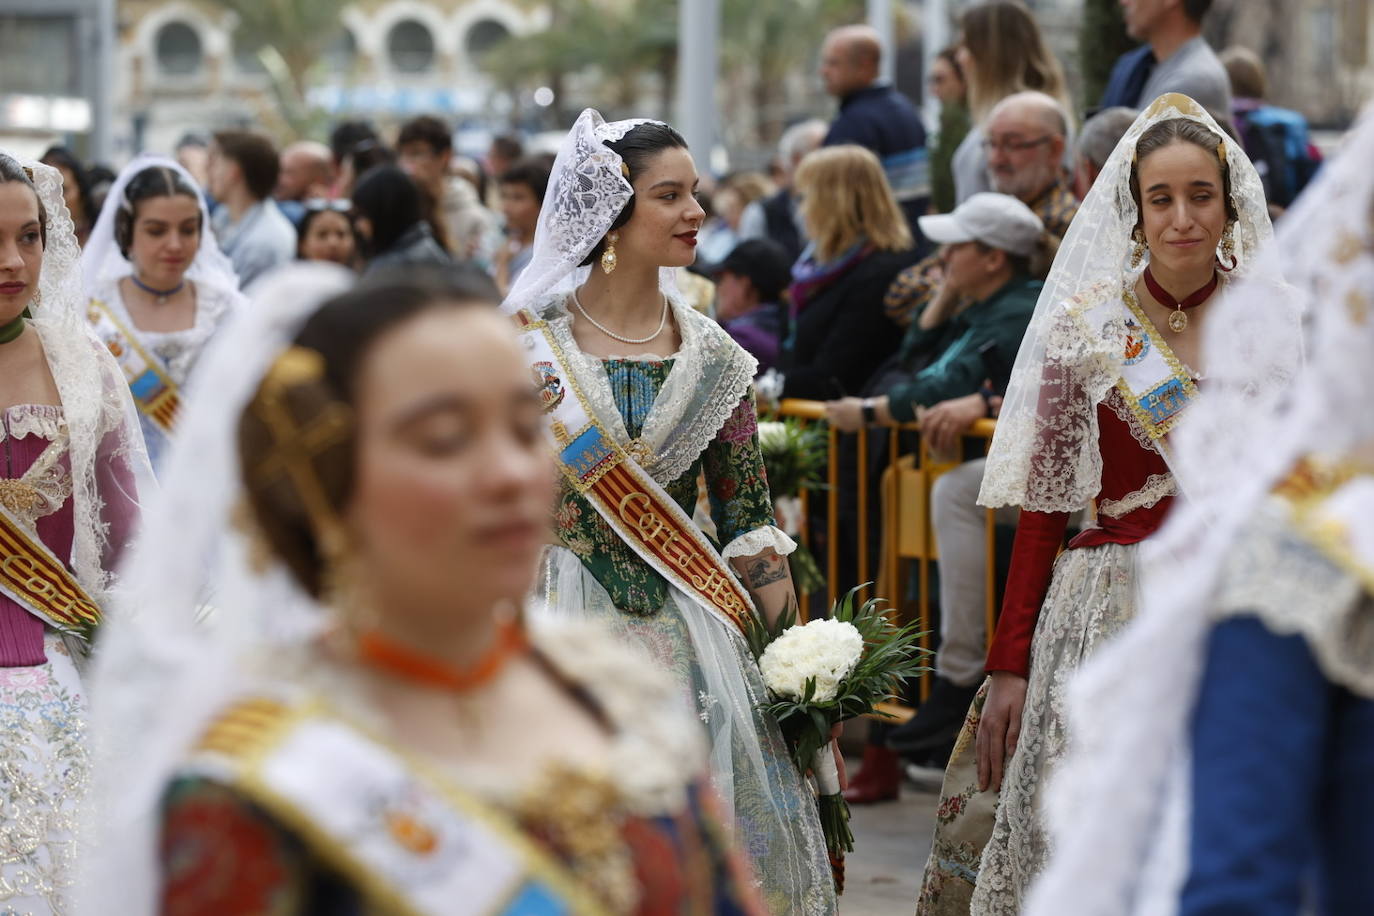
[886, 677, 979, 756]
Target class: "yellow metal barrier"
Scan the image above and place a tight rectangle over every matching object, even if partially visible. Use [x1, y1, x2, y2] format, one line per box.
[773, 399, 998, 702]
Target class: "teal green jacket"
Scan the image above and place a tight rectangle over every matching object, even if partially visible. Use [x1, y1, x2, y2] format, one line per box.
[884, 274, 1041, 422]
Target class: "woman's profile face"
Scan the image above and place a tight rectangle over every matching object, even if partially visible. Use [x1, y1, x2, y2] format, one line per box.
[300, 210, 357, 266]
[0, 183, 44, 323]
[1136, 139, 1228, 278]
[345, 306, 554, 623]
[930, 57, 966, 105]
[617, 146, 706, 270]
[128, 193, 201, 285]
[954, 42, 974, 78]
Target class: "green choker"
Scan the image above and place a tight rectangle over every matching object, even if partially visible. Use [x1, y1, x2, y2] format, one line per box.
[0, 308, 32, 345]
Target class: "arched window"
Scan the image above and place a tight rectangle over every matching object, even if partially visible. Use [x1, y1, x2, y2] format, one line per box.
[388, 20, 435, 74]
[465, 19, 511, 62]
[155, 22, 203, 76]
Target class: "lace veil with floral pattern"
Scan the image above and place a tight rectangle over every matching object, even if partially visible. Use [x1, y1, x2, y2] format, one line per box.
[2, 152, 153, 604]
[1025, 108, 1374, 916]
[978, 93, 1281, 513]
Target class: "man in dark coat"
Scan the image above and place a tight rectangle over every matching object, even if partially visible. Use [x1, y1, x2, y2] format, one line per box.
[820, 25, 930, 236]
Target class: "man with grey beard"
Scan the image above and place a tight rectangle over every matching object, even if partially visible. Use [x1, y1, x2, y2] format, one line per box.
[983, 91, 1078, 241]
[884, 90, 1077, 328]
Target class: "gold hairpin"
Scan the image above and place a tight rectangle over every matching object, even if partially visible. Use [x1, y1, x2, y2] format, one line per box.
[250, 346, 354, 560]
[22, 166, 34, 181]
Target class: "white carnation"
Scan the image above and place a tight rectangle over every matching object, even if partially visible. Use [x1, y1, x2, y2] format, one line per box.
[759, 618, 865, 703]
[756, 420, 789, 453]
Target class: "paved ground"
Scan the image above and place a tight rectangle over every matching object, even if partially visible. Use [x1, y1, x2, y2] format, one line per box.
[838, 769, 940, 915]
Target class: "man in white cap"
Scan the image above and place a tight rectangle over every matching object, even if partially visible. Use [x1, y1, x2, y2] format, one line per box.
[825, 192, 1045, 431]
[824, 192, 1048, 802]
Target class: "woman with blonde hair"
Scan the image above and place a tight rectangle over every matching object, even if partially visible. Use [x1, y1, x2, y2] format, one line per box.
[952, 0, 1072, 203]
[777, 144, 918, 400]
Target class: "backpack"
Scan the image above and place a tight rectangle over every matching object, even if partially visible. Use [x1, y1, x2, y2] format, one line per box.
[1234, 104, 1322, 209]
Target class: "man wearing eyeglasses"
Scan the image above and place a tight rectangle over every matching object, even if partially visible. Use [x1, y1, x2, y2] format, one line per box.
[885, 91, 1077, 330]
[982, 91, 1078, 243]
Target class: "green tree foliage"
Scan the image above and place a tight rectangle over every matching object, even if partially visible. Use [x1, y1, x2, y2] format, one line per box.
[484, 0, 862, 143]
[209, 0, 351, 135]
[1078, 0, 1139, 108]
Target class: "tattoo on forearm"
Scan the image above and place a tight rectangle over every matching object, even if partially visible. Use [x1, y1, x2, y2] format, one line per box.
[742, 554, 788, 589]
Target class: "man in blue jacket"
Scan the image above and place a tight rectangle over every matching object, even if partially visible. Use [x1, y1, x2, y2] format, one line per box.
[820, 25, 930, 236]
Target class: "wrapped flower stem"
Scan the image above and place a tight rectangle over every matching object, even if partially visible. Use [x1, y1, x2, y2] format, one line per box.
[746, 586, 930, 895]
[812, 741, 854, 857]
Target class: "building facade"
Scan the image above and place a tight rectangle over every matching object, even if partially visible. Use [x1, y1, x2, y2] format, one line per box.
[115, 0, 544, 158]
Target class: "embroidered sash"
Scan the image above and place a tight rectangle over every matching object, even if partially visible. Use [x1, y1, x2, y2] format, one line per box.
[187, 697, 602, 916]
[87, 298, 180, 434]
[514, 309, 756, 636]
[1082, 291, 1200, 442]
[0, 502, 100, 639]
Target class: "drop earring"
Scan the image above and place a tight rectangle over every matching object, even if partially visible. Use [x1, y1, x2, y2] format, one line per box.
[1217, 220, 1238, 272]
[600, 232, 619, 275]
[1129, 229, 1147, 269]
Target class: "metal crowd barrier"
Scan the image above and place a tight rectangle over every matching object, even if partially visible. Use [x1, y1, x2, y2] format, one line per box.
[772, 399, 998, 702]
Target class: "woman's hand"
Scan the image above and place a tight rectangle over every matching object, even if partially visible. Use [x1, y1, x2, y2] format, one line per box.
[823, 397, 866, 433]
[976, 670, 1028, 792]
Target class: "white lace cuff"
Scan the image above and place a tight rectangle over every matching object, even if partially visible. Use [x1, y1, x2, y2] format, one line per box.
[721, 525, 797, 560]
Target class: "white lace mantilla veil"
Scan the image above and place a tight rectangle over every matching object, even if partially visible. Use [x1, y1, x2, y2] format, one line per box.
[505, 112, 829, 912]
[502, 108, 667, 316]
[82, 153, 242, 297]
[1, 152, 153, 604]
[977, 93, 1279, 512]
[1022, 111, 1374, 916]
[77, 264, 355, 916]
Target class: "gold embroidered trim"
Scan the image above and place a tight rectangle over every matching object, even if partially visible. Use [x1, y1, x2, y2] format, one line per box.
[1097, 472, 1177, 519]
[1117, 285, 1201, 441]
[192, 696, 605, 916]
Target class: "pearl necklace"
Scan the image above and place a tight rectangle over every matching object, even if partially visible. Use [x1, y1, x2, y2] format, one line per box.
[571, 289, 669, 345]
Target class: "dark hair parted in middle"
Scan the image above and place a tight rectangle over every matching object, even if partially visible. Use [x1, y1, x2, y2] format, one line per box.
[295, 205, 360, 258]
[237, 264, 502, 598]
[1128, 117, 1237, 226]
[578, 121, 689, 268]
[0, 153, 48, 247]
[213, 130, 281, 200]
[114, 166, 203, 260]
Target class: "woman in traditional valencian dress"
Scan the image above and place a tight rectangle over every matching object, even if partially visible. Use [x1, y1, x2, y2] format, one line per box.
[914, 93, 1287, 915]
[81, 264, 768, 915]
[82, 155, 243, 469]
[503, 110, 835, 914]
[1025, 103, 1374, 916]
[0, 153, 151, 914]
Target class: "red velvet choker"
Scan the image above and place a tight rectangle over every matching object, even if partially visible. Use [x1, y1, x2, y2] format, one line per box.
[1142, 266, 1218, 333]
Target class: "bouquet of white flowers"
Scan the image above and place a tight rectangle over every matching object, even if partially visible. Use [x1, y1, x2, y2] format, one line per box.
[744, 586, 928, 891]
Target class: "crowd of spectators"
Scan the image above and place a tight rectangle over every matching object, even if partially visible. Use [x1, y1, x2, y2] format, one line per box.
[34, 1, 1314, 800]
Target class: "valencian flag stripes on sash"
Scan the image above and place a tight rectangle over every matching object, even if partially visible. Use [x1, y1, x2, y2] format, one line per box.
[514, 309, 756, 636]
[0, 504, 101, 639]
[188, 697, 604, 916]
[88, 298, 181, 433]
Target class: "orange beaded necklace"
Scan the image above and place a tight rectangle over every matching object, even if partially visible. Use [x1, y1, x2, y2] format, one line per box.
[356, 618, 529, 692]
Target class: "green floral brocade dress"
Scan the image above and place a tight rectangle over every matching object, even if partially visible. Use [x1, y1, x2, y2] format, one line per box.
[536, 297, 836, 916]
